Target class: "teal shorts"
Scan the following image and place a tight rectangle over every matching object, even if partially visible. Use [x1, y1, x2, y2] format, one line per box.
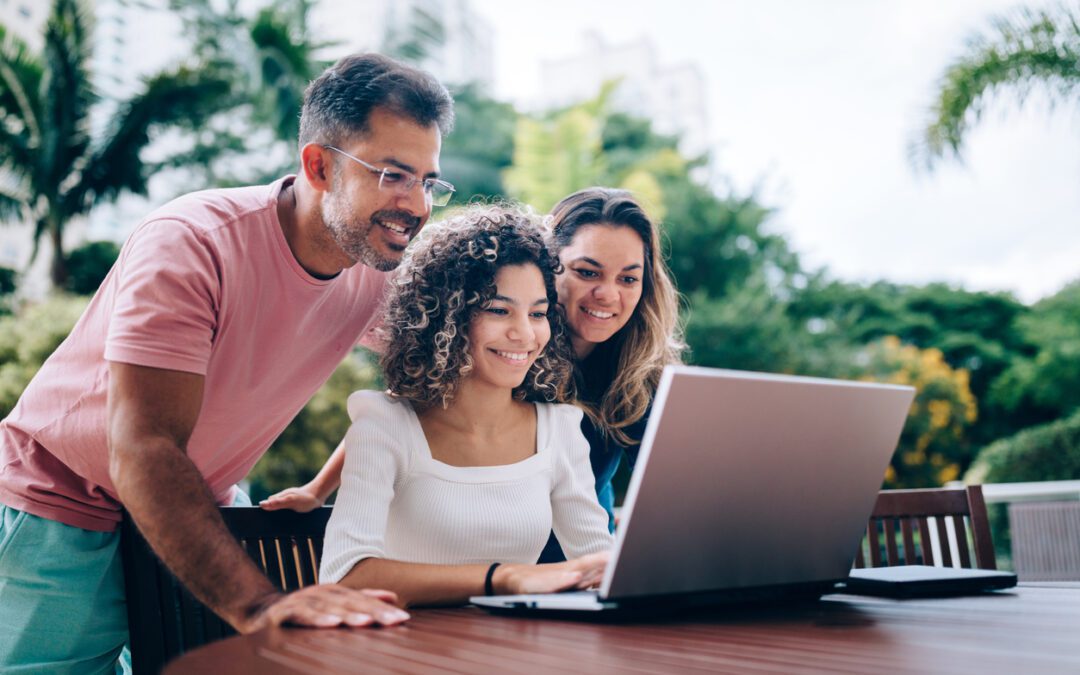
[0, 490, 251, 674]
[0, 504, 128, 674]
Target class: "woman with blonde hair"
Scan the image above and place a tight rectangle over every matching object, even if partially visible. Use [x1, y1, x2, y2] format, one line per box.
[318, 205, 612, 605]
[536, 187, 684, 560]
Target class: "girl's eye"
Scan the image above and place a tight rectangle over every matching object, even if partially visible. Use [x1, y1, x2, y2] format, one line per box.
[530, 311, 548, 319]
[575, 268, 599, 279]
[485, 307, 509, 316]
[621, 276, 640, 284]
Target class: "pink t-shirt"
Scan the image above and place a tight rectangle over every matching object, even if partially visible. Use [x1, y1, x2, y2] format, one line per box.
[0, 176, 387, 531]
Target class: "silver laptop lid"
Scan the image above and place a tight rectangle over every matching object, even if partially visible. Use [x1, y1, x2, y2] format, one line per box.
[600, 366, 915, 600]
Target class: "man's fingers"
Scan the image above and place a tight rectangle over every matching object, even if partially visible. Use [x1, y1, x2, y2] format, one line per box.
[259, 587, 410, 629]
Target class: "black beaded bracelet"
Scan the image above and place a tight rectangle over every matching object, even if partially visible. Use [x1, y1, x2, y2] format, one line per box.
[484, 562, 502, 596]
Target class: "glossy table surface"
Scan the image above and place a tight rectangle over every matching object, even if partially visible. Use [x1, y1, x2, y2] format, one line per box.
[164, 584, 1080, 674]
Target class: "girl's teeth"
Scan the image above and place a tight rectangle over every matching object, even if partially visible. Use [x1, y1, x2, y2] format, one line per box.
[496, 351, 527, 361]
[583, 308, 614, 319]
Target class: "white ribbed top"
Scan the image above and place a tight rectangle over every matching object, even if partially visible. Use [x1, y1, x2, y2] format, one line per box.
[320, 391, 614, 584]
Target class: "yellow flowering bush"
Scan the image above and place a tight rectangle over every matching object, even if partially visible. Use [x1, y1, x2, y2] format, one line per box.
[861, 336, 977, 487]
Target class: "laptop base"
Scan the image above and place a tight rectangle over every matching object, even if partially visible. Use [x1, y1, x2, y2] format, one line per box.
[471, 580, 839, 621]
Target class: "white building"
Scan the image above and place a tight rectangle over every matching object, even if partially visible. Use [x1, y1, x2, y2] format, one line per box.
[310, 0, 495, 91]
[539, 32, 710, 159]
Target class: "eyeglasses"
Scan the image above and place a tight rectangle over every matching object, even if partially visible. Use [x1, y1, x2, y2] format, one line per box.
[323, 145, 455, 207]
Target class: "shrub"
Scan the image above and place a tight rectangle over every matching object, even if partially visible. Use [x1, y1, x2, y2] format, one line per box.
[966, 409, 1080, 484]
[65, 241, 121, 295]
[861, 336, 978, 487]
[0, 295, 89, 416]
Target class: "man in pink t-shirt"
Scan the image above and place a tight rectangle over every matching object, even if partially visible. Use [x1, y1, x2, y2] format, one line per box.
[0, 53, 455, 672]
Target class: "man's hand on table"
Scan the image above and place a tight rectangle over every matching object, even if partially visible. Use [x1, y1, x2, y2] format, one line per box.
[243, 585, 410, 632]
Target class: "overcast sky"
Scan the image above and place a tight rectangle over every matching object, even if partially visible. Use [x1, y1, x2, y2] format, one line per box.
[471, 0, 1080, 303]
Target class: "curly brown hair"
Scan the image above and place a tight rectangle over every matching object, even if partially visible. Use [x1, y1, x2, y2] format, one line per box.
[380, 204, 576, 410]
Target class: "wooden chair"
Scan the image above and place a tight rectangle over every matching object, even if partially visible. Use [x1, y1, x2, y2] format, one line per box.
[120, 506, 332, 674]
[853, 485, 997, 570]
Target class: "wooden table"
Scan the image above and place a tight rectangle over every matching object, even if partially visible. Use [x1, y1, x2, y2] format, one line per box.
[164, 585, 1080, 674]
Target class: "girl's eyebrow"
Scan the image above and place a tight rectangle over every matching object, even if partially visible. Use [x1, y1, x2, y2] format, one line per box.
[492, 295, 551, 306]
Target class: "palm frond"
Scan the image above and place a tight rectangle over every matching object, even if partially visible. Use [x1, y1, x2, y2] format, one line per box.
[249, 4, 328, 142]
[68, 66, 231, 213]
[0, 23, 44, 165]
[914, 6, 1080, 169]
[40, 0, 95, 193]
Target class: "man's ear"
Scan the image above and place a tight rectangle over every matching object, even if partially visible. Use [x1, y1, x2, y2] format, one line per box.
[300, 143, 332, 192]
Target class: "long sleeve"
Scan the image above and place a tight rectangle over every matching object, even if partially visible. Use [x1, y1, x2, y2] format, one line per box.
[318, 392, 410, 584]
[548, 404, 615, 559]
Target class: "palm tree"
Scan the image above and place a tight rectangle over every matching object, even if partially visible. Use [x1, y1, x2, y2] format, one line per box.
[162, 0, 330, 185]
[913, 4, 1080, 169]
[0, 0, 229, 287]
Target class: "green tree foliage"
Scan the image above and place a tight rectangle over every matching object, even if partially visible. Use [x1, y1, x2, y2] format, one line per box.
[247, 352, 381, 502]
[861, 337, 978, 488]
[0, 267, 16, 314]
[788, 280, 1031, 445]
[0, 295, 88, 416]
[64, 240, 119, 295]
[914, 4, 1080, 168]
[966, 407, 1080, 483]
[503, 93, 610, 212]
[988, 280, 1080, 429]
[0, 0, 230, 287]
[440, 85, 517, 201]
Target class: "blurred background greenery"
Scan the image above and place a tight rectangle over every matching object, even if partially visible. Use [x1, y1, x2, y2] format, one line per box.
[1, 0, 1077, 501]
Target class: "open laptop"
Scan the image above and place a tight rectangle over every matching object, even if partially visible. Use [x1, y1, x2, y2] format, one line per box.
[471, 365, 916, 615]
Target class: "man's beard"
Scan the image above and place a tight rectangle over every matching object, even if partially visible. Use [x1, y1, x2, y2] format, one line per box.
[321, 187, 419, 272]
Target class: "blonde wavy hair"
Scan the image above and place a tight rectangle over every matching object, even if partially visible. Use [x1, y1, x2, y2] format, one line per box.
[380, 204, 576, 411]
[549, 187, 686, 445]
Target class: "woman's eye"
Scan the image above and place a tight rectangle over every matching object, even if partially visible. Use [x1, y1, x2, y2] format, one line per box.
[575, 268, 599, 279]
[621, 276, 640, 284]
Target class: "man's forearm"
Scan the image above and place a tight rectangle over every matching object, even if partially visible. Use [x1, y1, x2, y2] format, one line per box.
[112, 437, 279, 631]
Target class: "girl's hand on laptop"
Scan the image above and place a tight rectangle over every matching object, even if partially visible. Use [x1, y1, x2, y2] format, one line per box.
[493, 551, 610, 594]
[259, 484, 325, 512]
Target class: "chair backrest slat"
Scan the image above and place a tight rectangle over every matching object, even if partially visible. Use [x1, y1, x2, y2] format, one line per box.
[867, 523, 883, 567]
[900, 519, 917, 564]
[883, 519, 900, 565]
[916, 517, 935, 566]
[953, 515, 972, 568]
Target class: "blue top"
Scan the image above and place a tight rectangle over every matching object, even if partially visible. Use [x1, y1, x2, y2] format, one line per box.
[537, 340, 651, 563]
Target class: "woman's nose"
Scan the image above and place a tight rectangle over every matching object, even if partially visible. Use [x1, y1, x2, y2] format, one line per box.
[593, 282, 617, 303]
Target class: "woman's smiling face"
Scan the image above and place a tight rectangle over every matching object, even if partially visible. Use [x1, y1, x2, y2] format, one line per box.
[556, 224, 646, 358]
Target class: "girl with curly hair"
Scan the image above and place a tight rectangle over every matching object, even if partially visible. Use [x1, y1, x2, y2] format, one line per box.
[316, 206, 613, 606]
